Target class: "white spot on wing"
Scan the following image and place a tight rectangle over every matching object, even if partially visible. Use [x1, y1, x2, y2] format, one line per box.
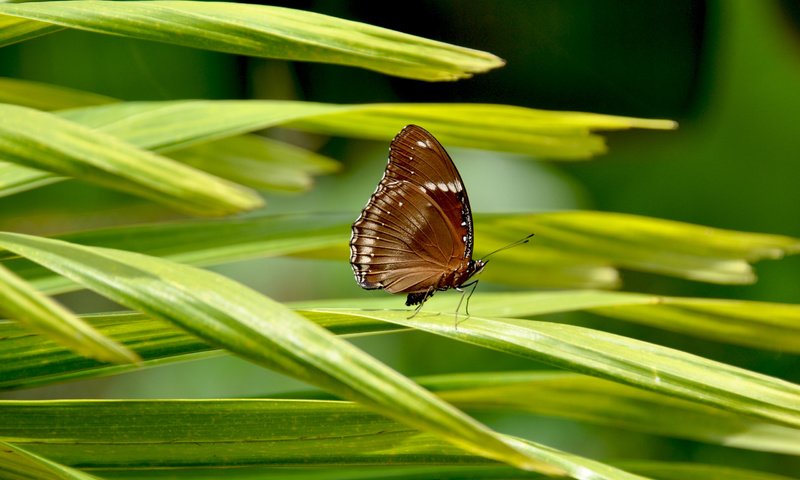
[415, 140, 427, 147]
[425, 181, 436, 190]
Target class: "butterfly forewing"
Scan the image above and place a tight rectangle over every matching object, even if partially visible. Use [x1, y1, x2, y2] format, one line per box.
[350, 125, 474, 295]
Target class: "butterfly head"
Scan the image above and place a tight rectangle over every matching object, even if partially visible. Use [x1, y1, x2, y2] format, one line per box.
[467, 258, 487, 279]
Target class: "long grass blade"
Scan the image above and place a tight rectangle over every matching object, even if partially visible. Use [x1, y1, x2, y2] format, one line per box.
[0, 100, 676, 198]
[0, 232, 562, 474]
[0, 104, 263, 216]
[0, 441, 102, 480]
[0, 0, 504, 81]
[0, 263, 139, 364]
[0, 399, 647, 480]
[301, 308, 800, 429]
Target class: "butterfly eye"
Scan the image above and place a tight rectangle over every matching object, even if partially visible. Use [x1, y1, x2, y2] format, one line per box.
[349, 125, 482, 313]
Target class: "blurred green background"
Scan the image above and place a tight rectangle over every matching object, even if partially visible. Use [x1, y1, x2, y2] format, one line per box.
[1, 0, 798, 475]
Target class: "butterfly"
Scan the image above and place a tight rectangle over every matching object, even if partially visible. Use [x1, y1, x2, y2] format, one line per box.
[349, 124, 487, 316]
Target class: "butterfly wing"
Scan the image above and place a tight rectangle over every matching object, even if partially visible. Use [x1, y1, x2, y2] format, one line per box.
[350, 125, 475, 294]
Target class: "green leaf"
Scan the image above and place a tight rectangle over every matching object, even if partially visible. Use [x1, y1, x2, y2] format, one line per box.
[0, 161, 62, 198]
[480, 211, 800, 284]
[618, 462, 798, 480]
[4, 309, 798, 455]
[0, 77, 117, 111]
[3, 213, 351, 295]
[0, 15, 61, 47]
[590, 296, 800, 353]
[0, 399, 646, 480]
[169, 134, 341, 192]
[6, 288, 799, 395]
[300, 308, 800, 430]
[0, 0, 504, 81]
[0, 103, 263, 216]
[424, 371, 800, 456]
[6, 211, 793, 296]
[59, 100, 674, 158]
[312, 290, 800, 353]
[89, 464, 800, 480]
[289, 103, 676, 157]
[0, 263, 138, 364]
[281, 370, 800, 457]
[0, 100, 676, 198]
[0, 441, 102, 480]
[0, 310, 401, 392]
[0, 232, 559, 474]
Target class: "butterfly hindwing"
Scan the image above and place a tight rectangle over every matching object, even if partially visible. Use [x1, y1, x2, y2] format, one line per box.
[350, 125, 476, 297]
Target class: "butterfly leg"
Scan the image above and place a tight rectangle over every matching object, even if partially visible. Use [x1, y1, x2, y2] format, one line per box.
[454, 280, 480, 328]
[406, 286, 435, 319]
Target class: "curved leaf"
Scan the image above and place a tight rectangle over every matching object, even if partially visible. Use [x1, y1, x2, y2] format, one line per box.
[58, 100, 674, 158]
[0, 0, 504, 81]
[481, 211, 800, 284]
[4, 310, 799, 456]
[301, 308, 800, 429]
[0, 100, 676, 198]
[424, 372, 800, 456]
[0, 264, 138, 364]
[0, 232, 559, 474]
[0, 104, 263, 216]
[313, 290, 800, 353]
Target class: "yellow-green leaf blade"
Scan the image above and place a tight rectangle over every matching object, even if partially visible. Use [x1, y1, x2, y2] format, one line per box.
[0, 232, 558, 474]
[290, 103, 676, 158]
[0, 441, 102, 480]
[592, 296, 800, 353]
[491, 211, 800, 284]
[4, 313, 798, 457]
[422, 371, 800, 456]
[0, 263, 138, 365]
[305, 309, 800, 429]
[0, 100, 676, 198]
[170, 134, 341, 192]
[0, 1, 504, 81]
[62, 100, 673, 158]
[618, 462, 798, 480]
[0, 103, 263, 215]
[0, 15, 61, 47]
[0, 310, 401, 392]
[0, 77, 117, 111]
[313, 290, 800, 353]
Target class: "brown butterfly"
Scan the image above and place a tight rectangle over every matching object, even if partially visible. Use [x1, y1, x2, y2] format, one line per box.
[349, 125, 495, 316]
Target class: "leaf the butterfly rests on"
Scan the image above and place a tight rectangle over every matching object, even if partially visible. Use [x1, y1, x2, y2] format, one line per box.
[350, 125, 486, 313]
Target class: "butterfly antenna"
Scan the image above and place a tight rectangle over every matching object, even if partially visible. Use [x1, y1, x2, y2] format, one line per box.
[482, 233, 535, 261]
